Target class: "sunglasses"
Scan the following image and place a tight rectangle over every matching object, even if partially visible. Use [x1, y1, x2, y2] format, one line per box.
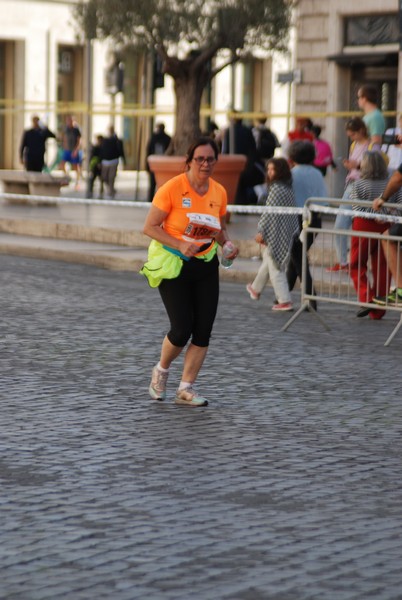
[192, 156, 216, 165]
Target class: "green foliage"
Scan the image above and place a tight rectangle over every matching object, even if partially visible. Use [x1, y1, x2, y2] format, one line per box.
[73, 0, 293, 152]
[74, 0, 293, 58]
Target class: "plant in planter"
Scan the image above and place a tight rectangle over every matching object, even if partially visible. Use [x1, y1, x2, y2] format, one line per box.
[74, 0, 293, 198]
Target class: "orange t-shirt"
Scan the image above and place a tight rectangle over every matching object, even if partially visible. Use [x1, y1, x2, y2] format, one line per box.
[152, 173, 227, 256]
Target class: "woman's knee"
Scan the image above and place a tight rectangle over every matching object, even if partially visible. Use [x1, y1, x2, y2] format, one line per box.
[167, 329, 191, 348]
[191, 332, 211, 347]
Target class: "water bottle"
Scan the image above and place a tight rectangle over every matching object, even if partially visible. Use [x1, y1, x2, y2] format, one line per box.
[221, 241, 235, 269]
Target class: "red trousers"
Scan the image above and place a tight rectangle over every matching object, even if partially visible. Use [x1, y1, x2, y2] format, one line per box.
[350, 217, 390, 319]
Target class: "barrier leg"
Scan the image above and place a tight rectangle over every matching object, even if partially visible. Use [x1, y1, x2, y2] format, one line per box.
[281, 300, 331, 332]
[384, 314, 402, 347]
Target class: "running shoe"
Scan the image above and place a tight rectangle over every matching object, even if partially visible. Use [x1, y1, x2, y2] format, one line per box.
[272, 302, 293, 312]
[326, 263, 349, 272]
[174, 387, 208, 407]
[246, 283, 260, 301]
[372, 289, 402, 306]
[149, 365, 169, 401]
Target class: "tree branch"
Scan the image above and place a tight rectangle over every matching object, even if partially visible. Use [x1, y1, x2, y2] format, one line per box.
[210, 53, 240, 79]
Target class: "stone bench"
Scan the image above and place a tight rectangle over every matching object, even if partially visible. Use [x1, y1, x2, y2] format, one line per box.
[0, 170, 70, 199]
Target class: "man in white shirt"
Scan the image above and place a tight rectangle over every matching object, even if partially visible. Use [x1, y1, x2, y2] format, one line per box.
[382, 115, 402, 173]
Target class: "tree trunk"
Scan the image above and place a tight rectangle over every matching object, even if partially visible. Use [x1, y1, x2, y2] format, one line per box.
[166, 61, 207, 155]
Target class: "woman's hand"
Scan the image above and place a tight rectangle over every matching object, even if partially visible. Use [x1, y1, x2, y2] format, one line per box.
[255, 232, 265, 245]
[178, 240, 201, 258]
[372, 197, 385, 212]
[343, 159, 358, 170]
[223, 242, 239, 260]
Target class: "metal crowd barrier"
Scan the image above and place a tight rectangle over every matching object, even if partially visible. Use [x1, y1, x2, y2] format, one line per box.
[283, 197, 402, 346]
[0, 191, 303, 214]
[2, 191, 402, 345]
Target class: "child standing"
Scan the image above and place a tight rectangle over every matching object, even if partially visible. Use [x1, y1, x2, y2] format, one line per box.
[246, 158, 299, 311]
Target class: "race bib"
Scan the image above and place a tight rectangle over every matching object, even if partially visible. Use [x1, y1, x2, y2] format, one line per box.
[183, 213, 221, 244]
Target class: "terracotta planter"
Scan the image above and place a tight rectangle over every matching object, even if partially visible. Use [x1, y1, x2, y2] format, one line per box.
[147, 154, 247, 204]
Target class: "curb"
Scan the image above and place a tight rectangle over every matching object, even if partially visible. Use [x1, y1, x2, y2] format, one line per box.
[0, 234, 260, 283]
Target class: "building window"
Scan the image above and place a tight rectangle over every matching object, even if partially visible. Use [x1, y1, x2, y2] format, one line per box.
[345, 15, 399, 46]
[58, 49, 73, 74]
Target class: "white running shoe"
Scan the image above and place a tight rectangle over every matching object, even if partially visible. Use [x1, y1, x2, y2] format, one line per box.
[149, 365, 169, 401]
[174, 387, 208, 407]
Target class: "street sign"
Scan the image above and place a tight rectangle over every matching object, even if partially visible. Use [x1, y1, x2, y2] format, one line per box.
[276, 69, 302, 84]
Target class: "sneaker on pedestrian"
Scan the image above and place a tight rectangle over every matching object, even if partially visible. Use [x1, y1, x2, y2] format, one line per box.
[387, 288, 402, 304]
[373, 288, 402, 306]
[272, 302, 293, 312]
[149, 365, 168, 401]
[174, 387, 208, 407]
[326, 263, 348, 272]
[246, 283, 260, 301]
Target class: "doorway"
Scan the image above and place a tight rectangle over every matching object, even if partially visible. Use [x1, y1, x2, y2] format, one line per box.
[350, 63, 398, 130]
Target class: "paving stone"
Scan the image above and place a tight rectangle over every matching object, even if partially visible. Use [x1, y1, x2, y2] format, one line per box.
[0, 255, 402, 600]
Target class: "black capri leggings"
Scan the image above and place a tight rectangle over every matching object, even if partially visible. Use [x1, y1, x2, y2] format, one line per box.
[158, 254, 219, 348]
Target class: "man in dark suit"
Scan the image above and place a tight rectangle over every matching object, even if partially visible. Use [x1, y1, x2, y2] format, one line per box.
[20, 115, 55, 172]
[222, 113, 264, 204]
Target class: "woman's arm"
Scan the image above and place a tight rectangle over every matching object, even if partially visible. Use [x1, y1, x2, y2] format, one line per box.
[143, 205, 202, 258]
[216, 216, 230, 246]
[215, 216, 239, 259]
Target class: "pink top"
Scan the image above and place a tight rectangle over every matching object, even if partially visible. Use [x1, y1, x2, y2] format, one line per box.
[346, 140, 369, 184]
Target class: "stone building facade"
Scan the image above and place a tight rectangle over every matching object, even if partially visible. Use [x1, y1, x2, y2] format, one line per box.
[291, 0, 400, 193]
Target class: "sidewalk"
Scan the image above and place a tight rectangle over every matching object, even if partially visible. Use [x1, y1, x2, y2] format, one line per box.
[0, 169, 339, 285]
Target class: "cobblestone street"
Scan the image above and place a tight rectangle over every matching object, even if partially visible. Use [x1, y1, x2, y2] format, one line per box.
[1, 255, 402, 600]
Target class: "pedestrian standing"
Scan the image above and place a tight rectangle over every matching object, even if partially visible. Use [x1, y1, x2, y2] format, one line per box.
[381, 114, 402, 174]
[101, 125, 125, 199]
[19, 115, 56, 172]
[349, 151, 392, 320]
[146, 123, 172, 202]
[141, 137, 238, 407]
[59, 115, 82, 189]
[326, 117, 370, 272]
[372, 163, 402, 306]
[311, 125, 336, 177]
[357, 84, 386, 150]
[222, 112, 264, 204]
[286, 141, 328, 310]
[86, 135, 104, 199]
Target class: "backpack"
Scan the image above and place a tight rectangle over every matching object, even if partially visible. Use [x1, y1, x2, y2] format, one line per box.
[313, 139, 333, 167]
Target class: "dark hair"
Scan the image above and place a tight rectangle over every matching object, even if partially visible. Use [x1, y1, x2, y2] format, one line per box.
[288, 140, 316, 165]
[345, 116, 367, 136]
[267, 157, 292, 183]
[360, 151, 388, 180]
[311, 125, 322, 138]
[305, 118, 314, 131]
[185, 136, 219, 167]
[359, 84, 378, 105]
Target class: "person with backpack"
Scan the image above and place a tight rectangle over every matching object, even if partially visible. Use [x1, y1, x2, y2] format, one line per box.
[311, 125, 336, 176]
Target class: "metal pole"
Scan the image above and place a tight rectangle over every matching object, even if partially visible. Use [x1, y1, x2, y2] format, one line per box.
[85, 37, 93, 197]
[229, 62, 236, 154]
[134, 53, 148, 201]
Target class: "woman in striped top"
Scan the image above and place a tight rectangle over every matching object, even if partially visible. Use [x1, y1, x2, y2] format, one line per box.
[349, 151, 394, 319]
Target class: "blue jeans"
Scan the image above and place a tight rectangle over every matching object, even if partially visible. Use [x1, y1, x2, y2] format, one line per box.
[334, 184, 353, 265]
